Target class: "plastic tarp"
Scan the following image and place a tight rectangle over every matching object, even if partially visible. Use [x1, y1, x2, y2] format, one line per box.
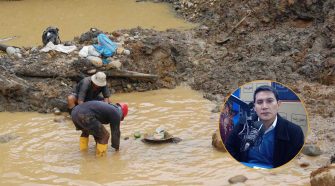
[79, 45, 100, 58]
[40, 42, 77, 54]
[93, 33, 118, 58]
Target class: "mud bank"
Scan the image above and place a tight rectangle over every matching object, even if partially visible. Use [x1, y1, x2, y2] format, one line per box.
[0, 0, 334, 176]
[0, 0, 335, 113]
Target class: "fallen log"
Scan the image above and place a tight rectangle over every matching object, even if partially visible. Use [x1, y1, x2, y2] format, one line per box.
[0, 43, 9, 51]
[0, 43, 20, 51]
[15, 67, 158, 81]
[104, 69, 159, 80]
[14, 70, 63, 78]
[0, 43, 22, 58]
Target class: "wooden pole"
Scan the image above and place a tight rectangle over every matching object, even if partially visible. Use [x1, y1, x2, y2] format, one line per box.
[0, 43, 9, 52]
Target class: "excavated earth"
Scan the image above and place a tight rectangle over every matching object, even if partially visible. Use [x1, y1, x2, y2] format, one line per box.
[0, 0, 334, 181]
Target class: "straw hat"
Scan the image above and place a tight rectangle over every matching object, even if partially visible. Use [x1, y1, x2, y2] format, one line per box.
[91, 72, 107, 87]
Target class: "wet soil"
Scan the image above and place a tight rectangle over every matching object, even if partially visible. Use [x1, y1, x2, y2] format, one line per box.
[0, 0, 334, 179]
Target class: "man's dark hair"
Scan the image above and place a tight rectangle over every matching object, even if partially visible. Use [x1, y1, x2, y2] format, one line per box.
[253, 85, 279, 103]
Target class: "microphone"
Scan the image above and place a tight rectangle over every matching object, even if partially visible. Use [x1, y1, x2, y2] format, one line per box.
[241, 121, 264, 152]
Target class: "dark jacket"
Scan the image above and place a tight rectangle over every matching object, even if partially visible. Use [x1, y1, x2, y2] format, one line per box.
[225, 114, 304, 168]
[71, 101, 122, 149]
[74, 77, 110, 102]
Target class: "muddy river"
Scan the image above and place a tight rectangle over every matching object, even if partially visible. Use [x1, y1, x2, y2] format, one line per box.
[0, 86, 315, 185]
[0, 0, 194, 47]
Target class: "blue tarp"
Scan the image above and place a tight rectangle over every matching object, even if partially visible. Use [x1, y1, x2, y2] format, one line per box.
[93, 33, 118, 63]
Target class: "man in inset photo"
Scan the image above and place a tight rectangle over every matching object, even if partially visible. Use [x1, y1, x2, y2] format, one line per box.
[225, 84, 305, 169]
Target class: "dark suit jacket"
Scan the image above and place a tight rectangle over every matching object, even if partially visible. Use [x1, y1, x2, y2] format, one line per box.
[225, 114, 304, 168]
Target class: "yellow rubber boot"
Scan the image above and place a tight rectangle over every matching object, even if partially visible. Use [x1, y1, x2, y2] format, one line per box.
[96, 143, 108, 157]
[79, 137, 89, 151]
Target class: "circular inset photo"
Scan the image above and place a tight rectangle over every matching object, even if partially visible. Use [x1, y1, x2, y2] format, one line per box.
[219, 80, 308, 169]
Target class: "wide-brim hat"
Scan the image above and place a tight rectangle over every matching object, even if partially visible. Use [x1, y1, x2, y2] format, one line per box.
[91, 72, 107, 87]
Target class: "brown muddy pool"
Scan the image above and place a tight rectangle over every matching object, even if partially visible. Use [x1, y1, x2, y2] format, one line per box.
[0, 0, 194, 47]
[0, 86, 316, 185]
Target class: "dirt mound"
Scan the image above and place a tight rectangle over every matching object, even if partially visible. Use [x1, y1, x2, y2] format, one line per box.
[0, 0, 333, 122]
[165, 0, 335, 105]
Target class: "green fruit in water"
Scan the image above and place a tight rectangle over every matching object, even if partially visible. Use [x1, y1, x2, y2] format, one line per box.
[134, 132, 141, 138]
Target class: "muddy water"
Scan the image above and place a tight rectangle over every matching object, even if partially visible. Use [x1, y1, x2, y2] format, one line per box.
[0, 0, 194, 47]
[0, 86, 313, 185]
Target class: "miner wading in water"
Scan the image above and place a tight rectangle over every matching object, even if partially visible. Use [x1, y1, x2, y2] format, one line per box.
[71, 101, 128, 157]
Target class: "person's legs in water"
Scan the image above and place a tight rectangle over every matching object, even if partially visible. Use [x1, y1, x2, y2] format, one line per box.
[93, 125, 110, 157]
[71, 108, 90, 150]
[84, 118, 110, 157]
[79, 130, 89, 151]
[74, 115, 110, 157]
